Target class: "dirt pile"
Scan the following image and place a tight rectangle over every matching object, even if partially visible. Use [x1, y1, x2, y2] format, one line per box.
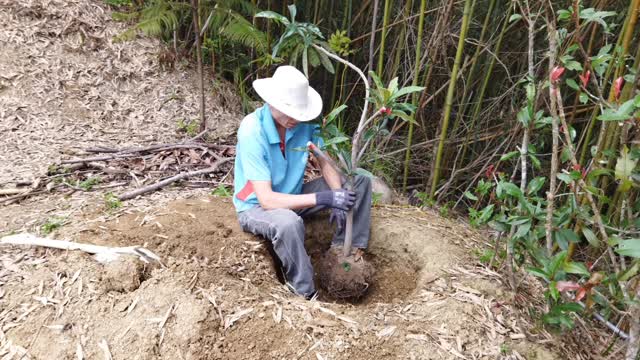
[1, 197, 564, 359]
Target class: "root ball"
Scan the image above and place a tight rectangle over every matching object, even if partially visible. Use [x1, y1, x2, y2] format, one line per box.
[318, 247, 374, 300]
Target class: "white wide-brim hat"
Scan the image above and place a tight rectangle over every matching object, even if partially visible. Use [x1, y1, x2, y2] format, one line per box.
[253, 65, 323, 122]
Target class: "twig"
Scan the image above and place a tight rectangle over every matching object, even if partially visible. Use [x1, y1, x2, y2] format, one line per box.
[117, 157, 232, 200]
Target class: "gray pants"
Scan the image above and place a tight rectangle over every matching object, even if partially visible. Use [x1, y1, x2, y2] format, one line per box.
[237, 175, 372, 297]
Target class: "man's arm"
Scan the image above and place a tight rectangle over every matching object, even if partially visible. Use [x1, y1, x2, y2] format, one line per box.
[317, 154, 342, 190]
[252, 181, 317, 210]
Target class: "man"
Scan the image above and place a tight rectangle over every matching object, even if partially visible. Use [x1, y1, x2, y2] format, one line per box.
[233, 65, 372, 299]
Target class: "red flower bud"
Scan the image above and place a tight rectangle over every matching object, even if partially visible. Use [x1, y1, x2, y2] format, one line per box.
[485, 164, 495, 178]
[579, 70, 591, 88]
[551, 66, 565, 83]
[572, 164, 581, 172]
[614, 77, 624, 100]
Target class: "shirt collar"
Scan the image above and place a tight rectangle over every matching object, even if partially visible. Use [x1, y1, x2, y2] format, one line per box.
[260, 104, 301, 144]
[260, 104, 281, 144]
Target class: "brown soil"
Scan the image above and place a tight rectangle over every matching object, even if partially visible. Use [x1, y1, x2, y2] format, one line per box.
[1, 197, 565, 359]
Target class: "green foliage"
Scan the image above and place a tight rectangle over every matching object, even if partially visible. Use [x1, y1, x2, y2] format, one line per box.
[79, 177, 102, 191]
[255, 5, 334, 76]
[41, 217, 66, 235]
[211, 184, 232, 197]
[328, 30, 353, 57]
[105, 0, 132, 6]
[177, 118, 199, 136]
[104, 192, 123, 210]
[372, 192, 382, 206]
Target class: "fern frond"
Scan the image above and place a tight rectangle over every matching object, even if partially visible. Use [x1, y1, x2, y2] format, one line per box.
[219, 13, 268, 53]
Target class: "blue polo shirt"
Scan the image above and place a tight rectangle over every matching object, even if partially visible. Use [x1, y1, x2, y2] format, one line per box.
[233, 105, 322, 213]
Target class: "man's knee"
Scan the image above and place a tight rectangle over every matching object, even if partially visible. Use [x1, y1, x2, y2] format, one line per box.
[354, 174, 372, 192]
[270, 209, 304, 238]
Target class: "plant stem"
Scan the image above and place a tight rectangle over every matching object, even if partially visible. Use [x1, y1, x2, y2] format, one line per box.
[430, 0, 472, 199]
[545, 11, 559, 257]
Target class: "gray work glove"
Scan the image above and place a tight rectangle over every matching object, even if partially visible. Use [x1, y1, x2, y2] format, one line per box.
[315, 189, 356, 211]
[329, 208, 347, 232]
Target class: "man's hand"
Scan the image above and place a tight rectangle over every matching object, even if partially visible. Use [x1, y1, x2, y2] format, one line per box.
[329, 208, 347, 231]
[315, 189, 356, 211]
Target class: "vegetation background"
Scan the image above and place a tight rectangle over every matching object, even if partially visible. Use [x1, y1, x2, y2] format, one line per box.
[108, 0, 640, 357]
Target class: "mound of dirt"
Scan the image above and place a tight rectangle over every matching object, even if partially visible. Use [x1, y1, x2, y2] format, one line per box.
[317, 247, 374, 300]
[1, 196, 568, 359]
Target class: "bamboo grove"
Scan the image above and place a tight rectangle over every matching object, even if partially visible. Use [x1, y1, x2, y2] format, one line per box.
[108, 0, 640, 356]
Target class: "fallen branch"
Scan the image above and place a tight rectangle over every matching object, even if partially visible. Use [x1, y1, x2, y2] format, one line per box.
[117, 157, 233, 200]
[0, 233, 162, 264]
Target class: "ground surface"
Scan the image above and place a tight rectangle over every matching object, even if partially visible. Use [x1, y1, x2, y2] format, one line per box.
[0, 0, 607, 359]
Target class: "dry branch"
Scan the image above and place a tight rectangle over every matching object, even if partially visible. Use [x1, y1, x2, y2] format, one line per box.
[0, 233, 162, 264]
[118, 157, 232, 200]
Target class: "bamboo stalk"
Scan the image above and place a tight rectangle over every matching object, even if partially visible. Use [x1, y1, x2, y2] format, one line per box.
[429, 0, 472, 199]
[401, 0, 427, 192]
[376, 0, 392, 78]
[458, 2, 512, 168]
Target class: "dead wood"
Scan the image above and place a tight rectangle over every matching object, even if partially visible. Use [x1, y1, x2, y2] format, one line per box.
[118, 157, 232, 200]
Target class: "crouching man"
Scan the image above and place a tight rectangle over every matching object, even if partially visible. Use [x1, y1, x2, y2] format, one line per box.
[232, 65, 372, 299]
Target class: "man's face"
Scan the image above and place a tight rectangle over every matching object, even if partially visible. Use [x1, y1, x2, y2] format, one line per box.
[270, 106, 301, 129]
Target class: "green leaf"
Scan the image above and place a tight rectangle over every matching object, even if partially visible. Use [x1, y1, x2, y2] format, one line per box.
[464, 191, 478, 201]
[619, 260, 639, 281]
[563, 262, 590, 276]
[561, 147, 572, 163]
[527, 177, 546, 194]
[616, 239, 640, 258]
[564, 60, 583, 72]
[615, 146, 638, 192]
[515, 221, 532, 238]
[529, 154, 541, 170]
[579, 93, 588, 104]
[500, 151, 520, 162]
[502, 182, 523, 198]
[558, 228, 580, 243]
[565, 78, 580, 90]
[287, 4, 297, 20]
[509, 14, 523, 23]
[527, 267, 549, 281]
[557, 173, 574, 184]
[582, 228, 600, 247]
[477, 204, 494, 224]
[255, 10, 290, 25]
[323, 136, 350, 146]
[324, 105, 347, 124]
[388, 86, 425, 102]
[317, 48, 335, 74]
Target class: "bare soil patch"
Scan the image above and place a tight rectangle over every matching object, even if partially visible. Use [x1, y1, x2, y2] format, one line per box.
[1, 197, 564, 359]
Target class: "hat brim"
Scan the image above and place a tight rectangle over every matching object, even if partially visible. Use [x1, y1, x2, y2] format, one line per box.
[253, 78, 323, 122]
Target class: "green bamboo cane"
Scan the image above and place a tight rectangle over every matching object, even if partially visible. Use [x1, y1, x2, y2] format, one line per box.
[429, 0, 473, 199]
[377, 0, 392, 78]
[458, 2, 511, 167]
[401, 0, 427, 192]
[579, 0, 634, 164]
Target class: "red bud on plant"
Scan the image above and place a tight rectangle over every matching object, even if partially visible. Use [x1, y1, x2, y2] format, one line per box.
[572, 164, 582, 172]
[551, 66, 565, 83]
[579, 70, 591, 88]
[614, 77, 624, 100]
[485, 164, 495, 178]
[556, 281, 581, 292]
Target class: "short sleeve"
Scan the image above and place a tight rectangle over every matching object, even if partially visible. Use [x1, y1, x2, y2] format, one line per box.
[237, 131, 271, 182]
